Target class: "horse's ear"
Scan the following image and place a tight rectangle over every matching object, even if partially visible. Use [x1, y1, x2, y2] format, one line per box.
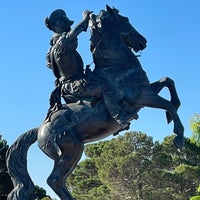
[106, 4, 119, 14]
[106, 4, 113, 13]
[112, 6, 119, 14]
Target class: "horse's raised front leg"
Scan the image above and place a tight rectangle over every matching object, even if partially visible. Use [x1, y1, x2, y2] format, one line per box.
[150, 77, 181, 123]
[135, 88, 184, 150]
[46, 132, 84, 200]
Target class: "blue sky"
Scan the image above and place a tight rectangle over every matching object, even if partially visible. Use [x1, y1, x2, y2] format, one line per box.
[1, 0, 200, 198]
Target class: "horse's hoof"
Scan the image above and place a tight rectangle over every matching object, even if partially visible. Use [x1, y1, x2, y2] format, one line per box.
[173, 135, 184, 152]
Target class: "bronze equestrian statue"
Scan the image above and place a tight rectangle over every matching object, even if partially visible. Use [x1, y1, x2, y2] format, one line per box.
[45, 9, 134, 128]
[6, 5, 184, 200]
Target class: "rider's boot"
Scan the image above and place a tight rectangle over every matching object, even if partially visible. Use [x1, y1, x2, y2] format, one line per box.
[113, 111, 138, 129]
[113, 122, 130, 136]
[102, 88, 138, 128]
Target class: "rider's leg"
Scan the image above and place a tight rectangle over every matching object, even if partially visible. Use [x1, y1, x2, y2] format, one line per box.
[101, 86, 138, 128]
[82, 81, 137, 128]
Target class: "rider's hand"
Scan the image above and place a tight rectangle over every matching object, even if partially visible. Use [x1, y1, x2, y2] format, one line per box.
[82, 10, 93, 20]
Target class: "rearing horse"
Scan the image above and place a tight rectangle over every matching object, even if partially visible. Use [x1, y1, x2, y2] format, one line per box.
[89, 5, 184, 145]
[6, 6, 184, 200]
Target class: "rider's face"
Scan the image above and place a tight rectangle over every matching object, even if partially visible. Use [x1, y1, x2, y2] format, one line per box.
[54, 17, 71, 33]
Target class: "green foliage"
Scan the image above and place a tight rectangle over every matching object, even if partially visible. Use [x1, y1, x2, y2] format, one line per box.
[34, 185, 48, 199]
[190, 185, 200, 200]
[67, 131, 200, 200]
[42, 197, 51, 200]
[190, 196, 200, 200]
[67, 158, 111, 199]
[190, 114, 200, 147]
[0, 135, 8, 171]
[0, 135, 13, 199]
[41, 197, 55, 200]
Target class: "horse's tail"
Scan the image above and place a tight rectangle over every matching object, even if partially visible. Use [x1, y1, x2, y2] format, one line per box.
[6, 128, 38, 200]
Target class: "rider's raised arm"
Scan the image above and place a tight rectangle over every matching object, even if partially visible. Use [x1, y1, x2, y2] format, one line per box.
[68, 10, 93, 39]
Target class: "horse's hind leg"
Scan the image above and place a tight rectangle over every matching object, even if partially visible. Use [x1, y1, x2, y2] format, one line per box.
[150, 77, 181, 123]
[47, 133, 84, 200]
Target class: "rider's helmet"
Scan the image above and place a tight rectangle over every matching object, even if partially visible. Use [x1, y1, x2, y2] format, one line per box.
[45, 9, 74, 33]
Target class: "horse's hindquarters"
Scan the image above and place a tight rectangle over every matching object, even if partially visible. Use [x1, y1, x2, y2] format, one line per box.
[37, 103, 121, 158]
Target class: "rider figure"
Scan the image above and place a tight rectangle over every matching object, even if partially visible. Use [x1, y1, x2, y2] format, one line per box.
[45, 9, 133, 128]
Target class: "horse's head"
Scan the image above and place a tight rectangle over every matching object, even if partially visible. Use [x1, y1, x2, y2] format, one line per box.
[89, 5, 147, 53]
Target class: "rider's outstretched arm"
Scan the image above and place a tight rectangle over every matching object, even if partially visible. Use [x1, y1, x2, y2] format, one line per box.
[68, 10, 93, 39]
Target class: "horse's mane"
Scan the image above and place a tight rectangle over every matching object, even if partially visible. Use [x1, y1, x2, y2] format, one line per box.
[89, 5, 147, 53]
